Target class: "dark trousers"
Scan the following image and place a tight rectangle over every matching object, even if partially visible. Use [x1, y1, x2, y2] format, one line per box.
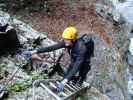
[79, 63, 91, 82]
[65, 62, 91, 82]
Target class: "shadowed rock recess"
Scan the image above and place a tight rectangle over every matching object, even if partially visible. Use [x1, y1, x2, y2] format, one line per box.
[0, 0, 133, 99]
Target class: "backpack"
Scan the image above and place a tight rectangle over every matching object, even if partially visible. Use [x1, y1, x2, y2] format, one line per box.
[81, 34, 94, 57]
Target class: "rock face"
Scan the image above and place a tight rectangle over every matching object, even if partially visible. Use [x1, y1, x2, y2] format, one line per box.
[0, 11, 62, 100]
[95, 0, 133, 100]
[86, 33, 128, 100]
[84, 87, 111, 100]
[0, 0, 132, 99]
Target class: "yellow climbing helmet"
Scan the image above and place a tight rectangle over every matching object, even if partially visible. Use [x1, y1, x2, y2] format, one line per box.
[62, 27, 78, 40]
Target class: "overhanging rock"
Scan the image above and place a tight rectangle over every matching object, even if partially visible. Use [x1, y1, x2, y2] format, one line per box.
[0, 26, 21, 55]
[0, 10, 62, 54]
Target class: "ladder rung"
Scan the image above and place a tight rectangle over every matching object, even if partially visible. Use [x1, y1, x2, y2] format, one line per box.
[64, 87, 72, 94]
[64, 86, 88, 100]
[68, 83, 80, 91]
[40, 83, 61, 100]
[75, 84, 82, 90]
[49, 82, 57, 89]
[56, 81, 75, 92]
[65, 83, 76, 92]
[34, 80, 90, 100]
[56, 81, 73, 94]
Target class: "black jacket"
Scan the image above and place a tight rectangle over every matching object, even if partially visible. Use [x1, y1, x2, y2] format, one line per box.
[36, 38, 92, 80]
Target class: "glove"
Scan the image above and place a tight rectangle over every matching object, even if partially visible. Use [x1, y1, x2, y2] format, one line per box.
[57, 79, 68, 92]
[57, 83, 65, 92]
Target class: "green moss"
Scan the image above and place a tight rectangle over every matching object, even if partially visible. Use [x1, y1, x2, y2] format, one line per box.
[8, 80, 31, 92]
[7, 70, 48, 92]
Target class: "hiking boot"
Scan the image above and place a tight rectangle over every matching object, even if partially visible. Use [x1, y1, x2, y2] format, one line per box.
[70, 76, 80, 85]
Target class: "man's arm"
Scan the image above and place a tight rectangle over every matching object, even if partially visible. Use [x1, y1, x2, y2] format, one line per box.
[35, 41, 66, 54]
[23, 41, 66, 60]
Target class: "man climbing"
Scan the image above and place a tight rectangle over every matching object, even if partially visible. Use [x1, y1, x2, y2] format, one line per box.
[25, 27, 94, 91]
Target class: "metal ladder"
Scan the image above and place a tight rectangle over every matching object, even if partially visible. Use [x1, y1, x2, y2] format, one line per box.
[33, 79, 90, 100]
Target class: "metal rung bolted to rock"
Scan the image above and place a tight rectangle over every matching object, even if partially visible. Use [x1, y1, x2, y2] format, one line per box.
[33, 79, 90, 100]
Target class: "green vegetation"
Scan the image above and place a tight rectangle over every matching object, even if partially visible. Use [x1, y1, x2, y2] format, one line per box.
[8, 70, 48, 92]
